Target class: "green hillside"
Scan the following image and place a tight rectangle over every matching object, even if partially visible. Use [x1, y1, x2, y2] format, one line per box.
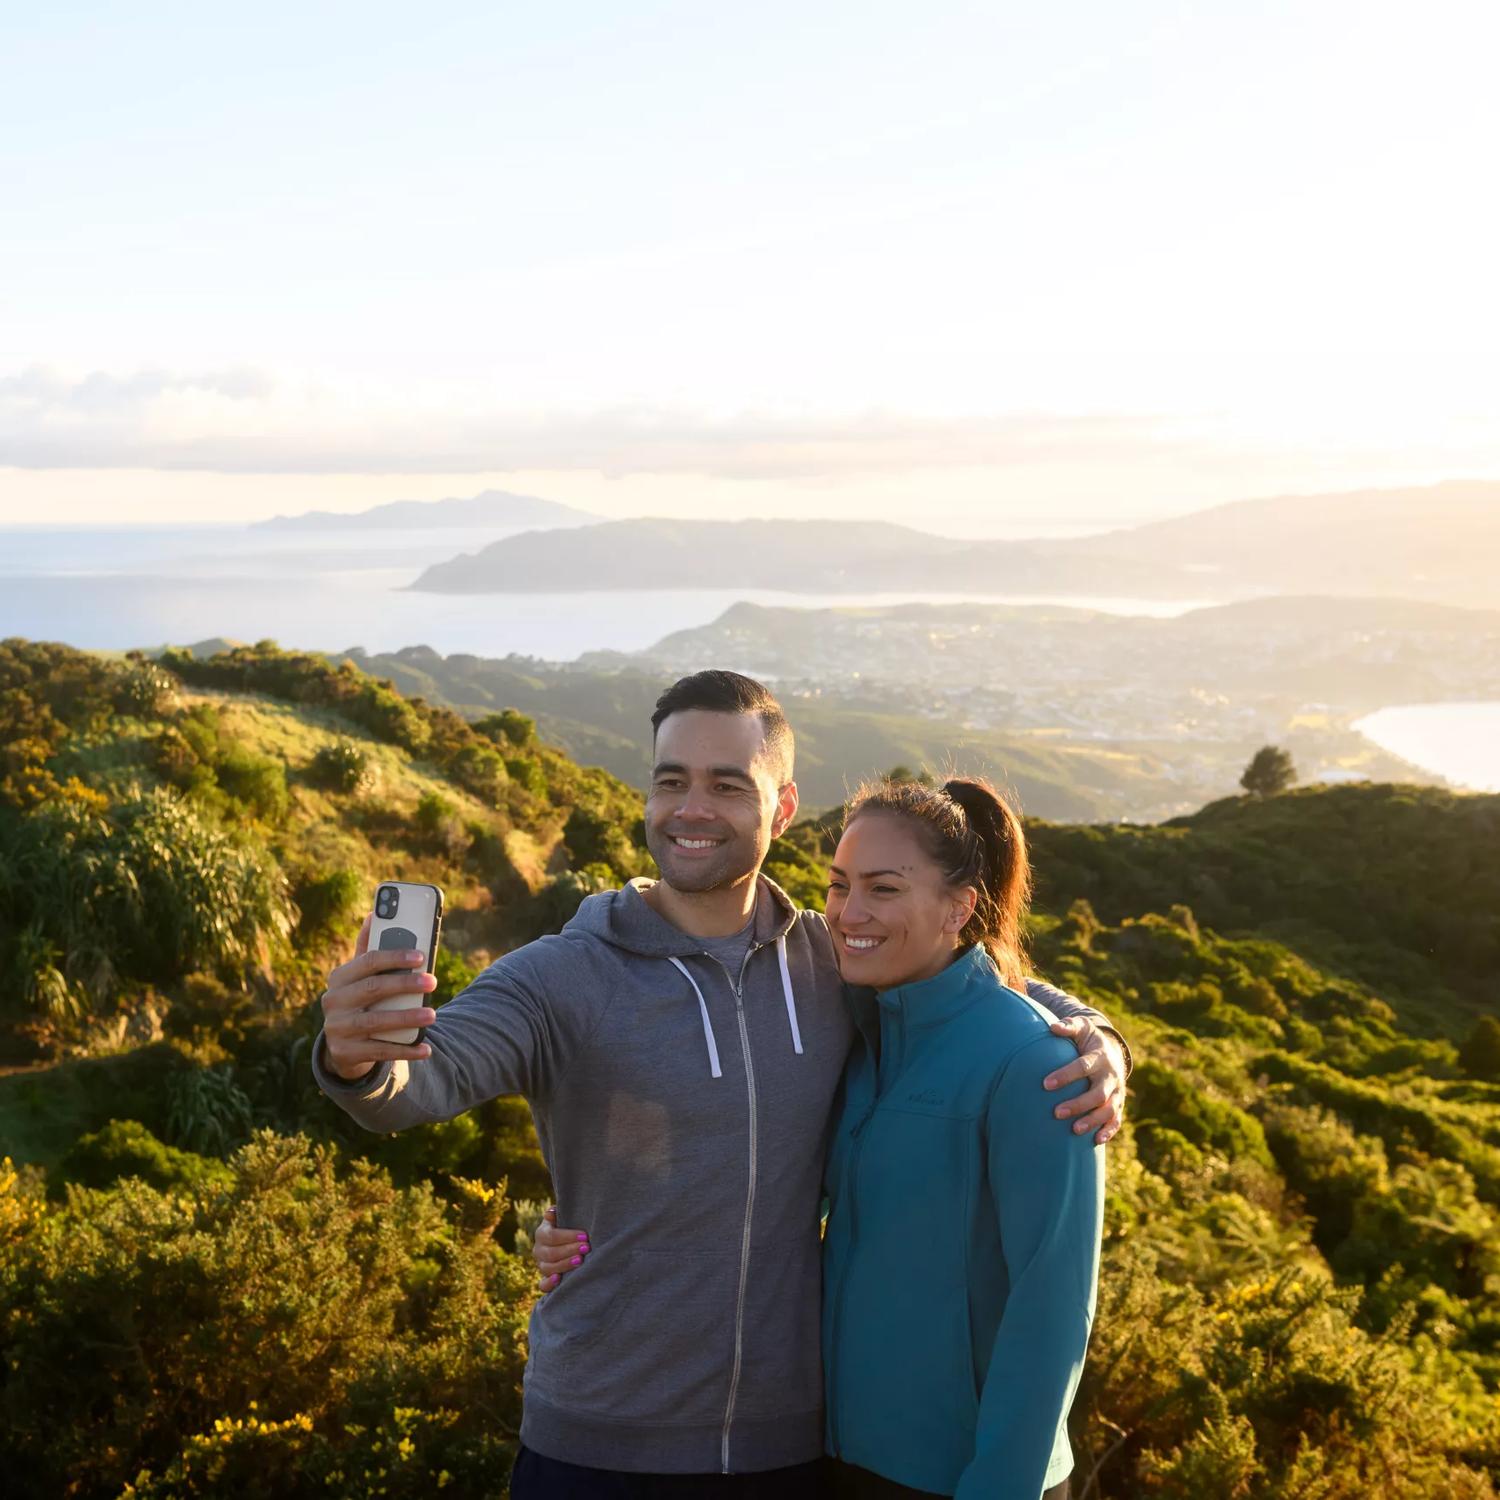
[2, 637, 1498, 1497]
[333, 643, 1172, 821]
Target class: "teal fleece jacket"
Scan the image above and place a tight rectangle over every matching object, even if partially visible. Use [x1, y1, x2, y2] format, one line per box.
[822, 945, 1105, 1498]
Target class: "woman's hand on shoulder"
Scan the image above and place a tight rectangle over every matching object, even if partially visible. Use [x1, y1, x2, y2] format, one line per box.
[532, 1205, 591, 1291]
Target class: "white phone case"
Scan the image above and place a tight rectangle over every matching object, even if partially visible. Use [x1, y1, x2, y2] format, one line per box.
[367, 881, 444, 1044]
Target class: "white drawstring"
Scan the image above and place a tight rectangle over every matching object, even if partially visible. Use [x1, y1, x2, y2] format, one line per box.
[668, 937, 805, 1077]
[776, 933, 804, 1055]
[668, 957, 723, 1078]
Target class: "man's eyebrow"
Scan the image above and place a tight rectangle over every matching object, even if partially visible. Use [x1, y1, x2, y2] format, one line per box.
[649, 762, 755, 781]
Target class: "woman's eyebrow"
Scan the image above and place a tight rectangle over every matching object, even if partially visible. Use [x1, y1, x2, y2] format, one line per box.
[828, 865, 906, 879]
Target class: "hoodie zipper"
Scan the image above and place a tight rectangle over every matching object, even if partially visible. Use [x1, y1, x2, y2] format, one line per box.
[702, 939, 767, 1475]
[828, 1004, 903, 1459]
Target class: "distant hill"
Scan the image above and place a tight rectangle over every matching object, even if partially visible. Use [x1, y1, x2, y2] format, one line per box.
[337, 591, 1500, 819]
[629, 594, 1500, 690]
[255, 489, 596, 532]
[409, 480, 1500, 609]
[410, 517, 973, 593]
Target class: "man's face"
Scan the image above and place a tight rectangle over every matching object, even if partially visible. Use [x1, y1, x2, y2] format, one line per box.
[645, 709, 797, 895]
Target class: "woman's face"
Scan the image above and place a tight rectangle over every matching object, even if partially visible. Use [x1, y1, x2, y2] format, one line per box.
[825, 812, 977, 989]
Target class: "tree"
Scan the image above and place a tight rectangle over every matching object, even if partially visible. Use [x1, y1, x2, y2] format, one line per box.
[1240, 744, 1296, 798]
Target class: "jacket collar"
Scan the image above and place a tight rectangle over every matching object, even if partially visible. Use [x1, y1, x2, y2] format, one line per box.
[564, 872, 798, 959]
[873, 943, 995, 1029]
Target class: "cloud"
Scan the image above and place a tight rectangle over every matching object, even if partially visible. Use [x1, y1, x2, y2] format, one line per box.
[0, 363, 1194, 479]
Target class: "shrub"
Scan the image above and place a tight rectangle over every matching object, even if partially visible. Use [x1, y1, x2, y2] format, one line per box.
[293, 867, 364, 943]
[1131, 1059, 1274, 1170]
[214, 746, 290, 822]
[505, 756, 548, 798]
[1461, 1016, 1500, 1082]
[165, 1064, 255, 1156]
[476, 709, 536, 748]
[306, 739, 371, 794]
[448, 743, 508, 803]
[0, 787, 294, 1009]
[415, 791, 468, 858]
[53, 1119, 233, 1196]
[113, 662, 179, 718]
[0, 1132, 532, 1498]
[562, 804, 641, 881]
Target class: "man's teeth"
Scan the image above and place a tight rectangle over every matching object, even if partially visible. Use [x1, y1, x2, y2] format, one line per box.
[672, 837, 721, 849]
[845, 937, 883, 950]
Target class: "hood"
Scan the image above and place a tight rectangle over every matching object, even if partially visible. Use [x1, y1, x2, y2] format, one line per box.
[564, 874, 807, 1081]
[564, 872, 800, 958]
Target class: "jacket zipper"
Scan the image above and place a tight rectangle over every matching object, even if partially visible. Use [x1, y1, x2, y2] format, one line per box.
[703, 940, 766, 1475]
[828, 1006, 901, 1459]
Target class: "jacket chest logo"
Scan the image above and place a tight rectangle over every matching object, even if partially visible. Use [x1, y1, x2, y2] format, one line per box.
[905, 1087, 946, 1107]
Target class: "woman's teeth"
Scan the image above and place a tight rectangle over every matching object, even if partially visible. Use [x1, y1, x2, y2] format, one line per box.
[844, 936, 883, 951]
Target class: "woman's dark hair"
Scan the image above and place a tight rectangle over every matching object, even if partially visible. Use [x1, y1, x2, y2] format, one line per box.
[845, 775, 1031, 987]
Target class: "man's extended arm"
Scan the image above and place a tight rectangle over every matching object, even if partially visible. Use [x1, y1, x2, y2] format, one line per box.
[312, 938, 587, 1132]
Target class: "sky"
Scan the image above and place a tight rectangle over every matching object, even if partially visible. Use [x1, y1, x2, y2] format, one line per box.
[3, 0, 1499, 531]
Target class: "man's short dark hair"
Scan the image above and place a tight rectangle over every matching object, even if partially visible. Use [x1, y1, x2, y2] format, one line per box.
[651, 670, 795, 785]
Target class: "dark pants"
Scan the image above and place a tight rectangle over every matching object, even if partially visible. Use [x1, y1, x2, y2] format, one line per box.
[509, 1445, 832, 1499]
[828, 1458, 1071, 1500]
[511, 1448, 1069, 1500]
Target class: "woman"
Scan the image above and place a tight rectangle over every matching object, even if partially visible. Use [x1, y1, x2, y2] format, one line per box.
[541, 777, 1104, 1500]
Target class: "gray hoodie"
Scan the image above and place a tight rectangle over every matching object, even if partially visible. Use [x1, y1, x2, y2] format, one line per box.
[312, 875, 1118, 1475]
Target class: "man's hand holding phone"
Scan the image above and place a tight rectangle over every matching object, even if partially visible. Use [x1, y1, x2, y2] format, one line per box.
[319, 913, 438, 1081]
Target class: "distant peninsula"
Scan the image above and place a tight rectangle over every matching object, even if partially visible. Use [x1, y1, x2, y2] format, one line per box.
[408, 480, 1500, 610]
[254, 489, 596, 532]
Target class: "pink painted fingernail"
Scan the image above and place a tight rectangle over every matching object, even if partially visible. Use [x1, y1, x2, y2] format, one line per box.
[579, 1244, 590, 1254]
[577, 1233, 588, 1242]
[570, 1255, 582, 1266]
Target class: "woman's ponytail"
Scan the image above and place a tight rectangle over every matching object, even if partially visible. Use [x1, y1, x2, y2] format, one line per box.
[938, 778, 1031, 988]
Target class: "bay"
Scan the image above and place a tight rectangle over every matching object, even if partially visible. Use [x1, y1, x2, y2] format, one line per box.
[0, 525, 1213, 660]
[1353, 702, 1500, 793]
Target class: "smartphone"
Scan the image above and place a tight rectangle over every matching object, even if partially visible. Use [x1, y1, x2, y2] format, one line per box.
[366, 881, 444, 1044]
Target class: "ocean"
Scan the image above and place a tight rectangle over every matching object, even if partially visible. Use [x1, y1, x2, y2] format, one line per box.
[0, 525, 1212, 660]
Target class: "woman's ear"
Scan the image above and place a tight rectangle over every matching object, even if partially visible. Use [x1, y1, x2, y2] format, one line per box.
[945, 885, 978, 935]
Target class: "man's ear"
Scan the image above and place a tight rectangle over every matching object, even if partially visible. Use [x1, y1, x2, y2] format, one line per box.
[771, 780, 799, 839]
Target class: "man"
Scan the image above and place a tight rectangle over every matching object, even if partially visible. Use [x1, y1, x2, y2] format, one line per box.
[314, 670, 1130, 1497]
